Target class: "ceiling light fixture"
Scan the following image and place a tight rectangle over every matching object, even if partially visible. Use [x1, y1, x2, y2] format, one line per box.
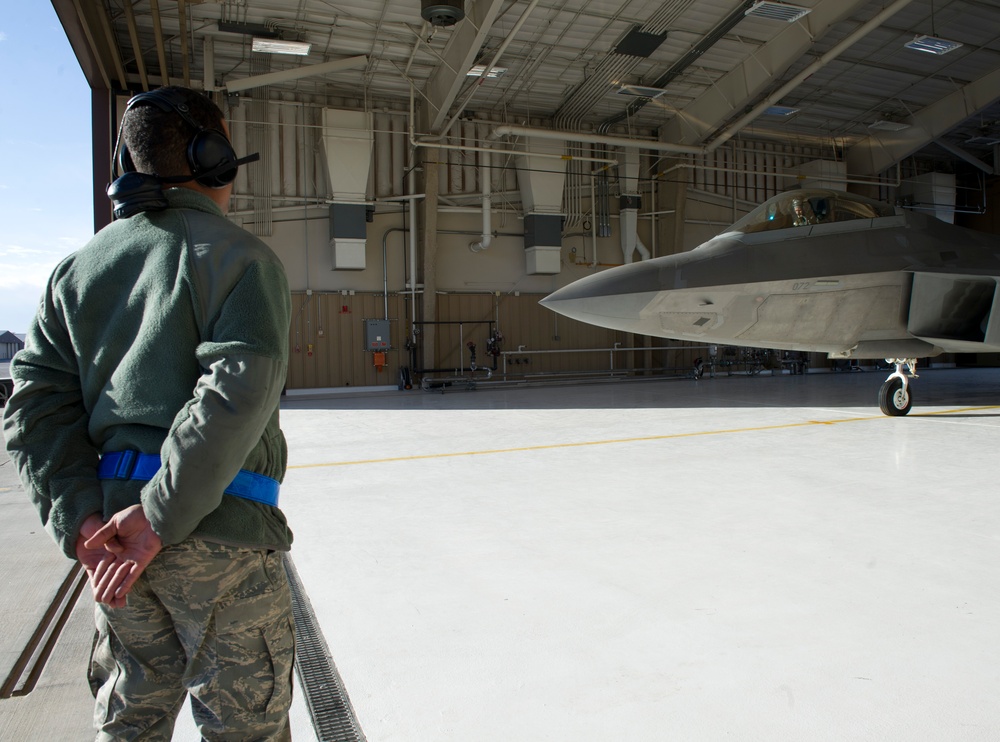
[905, 0, 962, 55]
[763, 105, 799, 116]
[903, 34, 962, 54]
[252, 38, 312, 55]
[467, 64, 507, 79]
[744, 1, 812, 23]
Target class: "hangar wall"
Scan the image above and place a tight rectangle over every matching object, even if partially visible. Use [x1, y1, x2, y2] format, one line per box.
[197, 96, 996, 390]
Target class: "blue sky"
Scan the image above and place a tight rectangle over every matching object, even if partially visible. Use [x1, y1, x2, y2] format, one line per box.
[0, 3, 93, 333]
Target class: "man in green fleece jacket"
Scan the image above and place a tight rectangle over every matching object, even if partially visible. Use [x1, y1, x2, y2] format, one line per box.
[2, 86, 294, 741]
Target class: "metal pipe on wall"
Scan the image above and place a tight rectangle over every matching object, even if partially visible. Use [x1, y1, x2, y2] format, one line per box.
[492, 124, 707, 156]
[469, 147, 493, 253]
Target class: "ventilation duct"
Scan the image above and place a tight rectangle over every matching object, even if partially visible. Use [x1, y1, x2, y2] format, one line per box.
[514, 137, 567, 275]
[321, 109, 373, 270]
[618, 149, 650, 264]
[901, 172, 957, 224]
[781, 159, 847, 191]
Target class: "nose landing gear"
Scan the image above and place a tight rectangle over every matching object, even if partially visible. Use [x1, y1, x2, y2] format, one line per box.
[879, 358, 918, 416]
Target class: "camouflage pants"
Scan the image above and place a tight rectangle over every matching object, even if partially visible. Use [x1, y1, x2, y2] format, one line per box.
[88, 540, 295, 741]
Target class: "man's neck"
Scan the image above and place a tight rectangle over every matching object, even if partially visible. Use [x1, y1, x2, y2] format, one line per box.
[177, 181, 231, 213]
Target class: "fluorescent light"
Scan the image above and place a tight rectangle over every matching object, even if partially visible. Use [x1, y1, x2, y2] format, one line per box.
[615, 84, 667, 99]
[764, 105, 799, 116]
[744, 1, 811, 23]
[252, 38, 312, 56]
[467, 64, 507, 79]
[869, 120, 911, 131]
[904, 35, 963, 55]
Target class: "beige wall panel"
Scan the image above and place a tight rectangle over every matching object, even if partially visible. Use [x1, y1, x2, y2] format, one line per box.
[288, 291, 409, 389]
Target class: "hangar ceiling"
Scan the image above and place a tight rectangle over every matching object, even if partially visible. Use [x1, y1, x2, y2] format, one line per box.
[54, 0, 1000, 178]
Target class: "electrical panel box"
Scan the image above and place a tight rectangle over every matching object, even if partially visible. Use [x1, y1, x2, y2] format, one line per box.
[364, 319, 391, 351]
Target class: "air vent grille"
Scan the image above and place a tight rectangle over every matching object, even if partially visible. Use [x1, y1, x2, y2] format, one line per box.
[744, 2, 811, 23]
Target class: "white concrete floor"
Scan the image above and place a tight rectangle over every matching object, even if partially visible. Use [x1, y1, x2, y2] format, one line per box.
[4, 367, 1000, 741]
[279, 367, 1000, 742]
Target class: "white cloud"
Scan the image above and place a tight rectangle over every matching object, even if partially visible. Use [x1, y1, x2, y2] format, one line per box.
[0, 235, 87, 293]
[0, 244, 48, 257]
[0, 260, 61, 289]
[0, 32, 7, 42]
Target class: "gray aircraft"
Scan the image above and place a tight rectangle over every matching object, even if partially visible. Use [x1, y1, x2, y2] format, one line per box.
[541, 188, 1000, 416]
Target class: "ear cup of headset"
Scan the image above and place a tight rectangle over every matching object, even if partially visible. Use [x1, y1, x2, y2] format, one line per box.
[188, 128, 238, 188]
[107, 172, 169, 220]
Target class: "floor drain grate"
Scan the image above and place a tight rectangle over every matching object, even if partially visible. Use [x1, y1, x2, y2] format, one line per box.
[283, 554, 367, 742]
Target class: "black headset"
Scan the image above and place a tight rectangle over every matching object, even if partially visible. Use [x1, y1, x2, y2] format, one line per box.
[107, 88, 259, 219]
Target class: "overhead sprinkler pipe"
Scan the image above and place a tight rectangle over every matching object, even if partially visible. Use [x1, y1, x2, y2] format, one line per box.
[408, 74, 616, 166]
[412, 135, 617, 165]
[491, 125, 707, 156]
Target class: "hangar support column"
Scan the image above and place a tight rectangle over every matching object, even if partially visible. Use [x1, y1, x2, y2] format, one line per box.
[419, 145, 440, 374]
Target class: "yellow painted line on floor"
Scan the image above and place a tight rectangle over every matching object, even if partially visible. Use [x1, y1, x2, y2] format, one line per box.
[287, 404, 1000, 471]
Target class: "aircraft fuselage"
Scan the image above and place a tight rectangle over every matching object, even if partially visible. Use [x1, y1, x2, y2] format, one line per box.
[542, 189, 1000, 360]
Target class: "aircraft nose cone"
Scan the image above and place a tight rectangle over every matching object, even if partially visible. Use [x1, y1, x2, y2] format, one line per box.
[540, 261, 666, 330]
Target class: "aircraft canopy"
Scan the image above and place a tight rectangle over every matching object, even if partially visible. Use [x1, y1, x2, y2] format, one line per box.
[726, 189, 897, 235]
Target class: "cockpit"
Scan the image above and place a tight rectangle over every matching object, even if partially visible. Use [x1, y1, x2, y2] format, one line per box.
[724, 189, 898, 235]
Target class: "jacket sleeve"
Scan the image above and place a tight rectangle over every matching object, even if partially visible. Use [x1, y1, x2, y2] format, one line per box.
[2, 290, 103, 559]
[139, 258, 291, 544]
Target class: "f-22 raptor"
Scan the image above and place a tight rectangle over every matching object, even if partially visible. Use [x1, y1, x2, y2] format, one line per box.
[541, 188, 1000, 416]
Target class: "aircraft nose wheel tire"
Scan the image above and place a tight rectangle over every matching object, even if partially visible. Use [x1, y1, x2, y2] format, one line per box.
[879, 377, 912, 416]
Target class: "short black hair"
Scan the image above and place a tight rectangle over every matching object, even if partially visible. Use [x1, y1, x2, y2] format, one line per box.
[121, 86, 226, 177]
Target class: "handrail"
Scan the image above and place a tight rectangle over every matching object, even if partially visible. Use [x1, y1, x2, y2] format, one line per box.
[499, 344, 712, 376]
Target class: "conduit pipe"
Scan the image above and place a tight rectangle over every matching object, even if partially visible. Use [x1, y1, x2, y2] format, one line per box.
[470, 148, 493, 252]
[410, 85, 616, 166]
[649, 161, 903, 188]
[491, 124, 707, 156]
[412, 137, 617, 165]
[705, 0, 916, 153]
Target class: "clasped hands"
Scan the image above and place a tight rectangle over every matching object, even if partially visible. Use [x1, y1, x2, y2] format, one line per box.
[76, 506, 163, 608]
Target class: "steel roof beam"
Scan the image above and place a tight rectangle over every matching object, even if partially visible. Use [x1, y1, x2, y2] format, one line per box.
[659, 0, 870, 147]
[122, 0, 150, 91]
[64, 0, 111, 89]
[847, 65, 1000, 176]
[423, 0, 505, 134]
[149, 0, 170, 87]
[933, 138, 995, 175]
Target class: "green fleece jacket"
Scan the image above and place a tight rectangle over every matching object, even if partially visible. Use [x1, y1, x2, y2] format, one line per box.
[2, 189, 292, 558]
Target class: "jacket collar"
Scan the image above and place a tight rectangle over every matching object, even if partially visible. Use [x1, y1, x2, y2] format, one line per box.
[164, 187, 224, 217]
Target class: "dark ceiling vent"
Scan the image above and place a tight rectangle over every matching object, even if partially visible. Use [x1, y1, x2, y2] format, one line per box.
[421, 1, 465, 27]
[614, 27, 668, 58]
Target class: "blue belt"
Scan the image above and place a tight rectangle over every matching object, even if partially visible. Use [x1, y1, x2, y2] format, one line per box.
[97, 451, 280, 508]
